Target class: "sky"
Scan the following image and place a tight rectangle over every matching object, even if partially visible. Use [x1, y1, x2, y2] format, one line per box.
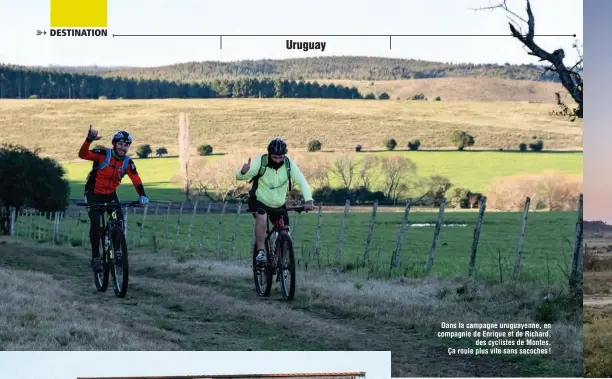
[0, 351, 389, 379]
[584, 0, 608, 222]
[0, 0, 582, 67]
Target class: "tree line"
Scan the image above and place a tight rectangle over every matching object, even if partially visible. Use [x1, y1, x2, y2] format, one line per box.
[0, 65, 366, 100]
[68, 57, 559, 83]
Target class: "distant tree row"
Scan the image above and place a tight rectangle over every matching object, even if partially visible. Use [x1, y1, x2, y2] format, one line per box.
[70, 57, 560, 83]
[0, 65, 368, 100]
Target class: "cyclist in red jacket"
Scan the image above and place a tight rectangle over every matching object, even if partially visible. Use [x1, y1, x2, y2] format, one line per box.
[78, 126, 149, 272]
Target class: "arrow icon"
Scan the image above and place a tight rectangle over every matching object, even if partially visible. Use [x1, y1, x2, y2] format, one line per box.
[36, 30, 42, 35]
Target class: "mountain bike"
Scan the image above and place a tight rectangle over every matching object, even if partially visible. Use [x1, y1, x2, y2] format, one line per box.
[77, 201, 142, 298]
[248, 205, 307, 301]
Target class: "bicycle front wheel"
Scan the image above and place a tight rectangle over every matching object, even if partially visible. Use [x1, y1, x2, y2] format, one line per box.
[94, 234, 110, 292]
[278, 234, 296, 301]
[253, 244, 273, 297]
[109, 226, 129, 298]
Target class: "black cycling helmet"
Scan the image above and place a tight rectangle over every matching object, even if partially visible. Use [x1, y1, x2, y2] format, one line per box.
[112, 131, 133, 145]
[267, 138, 288, 155]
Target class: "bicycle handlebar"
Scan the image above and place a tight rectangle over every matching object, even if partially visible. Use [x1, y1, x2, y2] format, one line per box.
[247, 205, 309, 214]
[76, 201, 143, 209]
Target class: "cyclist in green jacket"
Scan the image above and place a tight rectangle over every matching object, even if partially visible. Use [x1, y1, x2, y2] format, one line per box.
[237, 138, 315, 264]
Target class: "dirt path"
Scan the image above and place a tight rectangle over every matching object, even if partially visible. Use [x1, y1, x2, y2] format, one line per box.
[0, 237, 580, 377]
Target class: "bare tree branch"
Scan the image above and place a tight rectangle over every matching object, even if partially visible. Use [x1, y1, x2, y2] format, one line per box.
[475, 0, 583, 118]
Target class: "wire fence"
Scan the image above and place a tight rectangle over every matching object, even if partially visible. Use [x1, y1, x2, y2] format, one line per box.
[7, 194, 583, 287]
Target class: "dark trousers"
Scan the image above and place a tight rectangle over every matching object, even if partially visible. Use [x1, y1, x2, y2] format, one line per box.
[85, 192, 124, 259]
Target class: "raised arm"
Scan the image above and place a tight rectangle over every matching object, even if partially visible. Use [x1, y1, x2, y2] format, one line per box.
[78, 139, 105, 162]
[236, 156, 262, 181]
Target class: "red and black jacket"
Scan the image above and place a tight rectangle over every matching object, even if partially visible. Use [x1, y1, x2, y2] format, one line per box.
[78, 139, 147, 197]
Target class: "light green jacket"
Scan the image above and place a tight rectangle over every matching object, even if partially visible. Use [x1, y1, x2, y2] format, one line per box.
[236, 154, 313, 208]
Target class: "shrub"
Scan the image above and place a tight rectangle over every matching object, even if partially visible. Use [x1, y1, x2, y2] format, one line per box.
[529, 140, 544, 152]
[424, 175, 452, 206]
[385, 138, 397, 151]
[434, 96, 441, 101]
[197, 144, 213, 156]
[486, 171, 582, 211]
[378, 92, 390, 100]
[0, 144, 69, 235]
[412, 93, 425, 100]
[364, 93, 376, 100]
[355, 144, 362, 152]
[98, 95, 108, 100]
[136, 144, 152, 158]
[156, 147, 168, 157]
[28, 95, 39, 99]
[448, 187, 470, 208]
[451, 131, 475, 151]
[407, 139, 421, 151]
[307, 140, 322, 152]
[313, 185, 387, 204]
[519, 143, 527, 152]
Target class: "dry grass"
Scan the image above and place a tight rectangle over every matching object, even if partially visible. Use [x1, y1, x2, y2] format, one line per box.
[584, 230, 612, 377]
[0, 236, 581, 376]
[0, 98, 582, 162]
[313, 77, 578, 103]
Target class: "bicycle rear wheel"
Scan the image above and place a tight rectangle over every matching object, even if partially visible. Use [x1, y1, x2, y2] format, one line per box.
[253, 244, 273, 297]
[109, 225, 129, 298]
[278, 233, 296, 301]
[94, 233, 110, 292]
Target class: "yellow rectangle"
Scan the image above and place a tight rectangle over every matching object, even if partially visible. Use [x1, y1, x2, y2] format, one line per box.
[50, 0, 107, 28]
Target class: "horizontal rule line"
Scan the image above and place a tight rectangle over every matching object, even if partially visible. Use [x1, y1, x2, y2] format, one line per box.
[112, 33, 576, 37]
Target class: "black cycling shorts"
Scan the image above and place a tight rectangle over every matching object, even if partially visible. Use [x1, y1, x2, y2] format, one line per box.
[247, 198, 289, 226]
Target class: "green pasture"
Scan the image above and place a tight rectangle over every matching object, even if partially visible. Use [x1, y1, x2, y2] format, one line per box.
[62, 150, 583, 202]
[11, 207, 578, 283]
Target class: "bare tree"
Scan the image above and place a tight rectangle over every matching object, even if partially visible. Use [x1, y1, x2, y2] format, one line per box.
[331, 154, 359, 191]
[381, 156, 417, 201]
[178, 113, 192, 200]
[477, 0, 583, 118]
[298, 155, 331, 191]
[189, 155, 248, 202]
[359, 155, 381, 191]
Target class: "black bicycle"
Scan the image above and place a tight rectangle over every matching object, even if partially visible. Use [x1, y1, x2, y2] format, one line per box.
[248, 205, 308, 301]
[77, 201, 142, 298]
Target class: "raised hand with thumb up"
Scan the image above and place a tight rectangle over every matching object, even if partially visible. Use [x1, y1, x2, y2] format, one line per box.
[240, 157, 251, 175]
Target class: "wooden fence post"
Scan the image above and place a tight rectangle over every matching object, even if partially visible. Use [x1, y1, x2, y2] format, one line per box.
[163, 202, 171, 247]
[216, 201, 228, 258]
[231, 201, 243, 258]
[391, 200, 412, 270]
[151, 202, 160, 251]
[363, 200, 379, 265]
[138, 203, 149, 246]
[313, 203, 323, 265]
[467, 196, 487, 277]
[513, 197, 531, 280]
[570, 193, 584, 292]
[425, 198, 446, 272]
[335, 199, 351, 262]
[199, 203, 213, 251]
[185, 199, 200, 251]
[9, 208, 15, 236]
[174, 201, 185, 248]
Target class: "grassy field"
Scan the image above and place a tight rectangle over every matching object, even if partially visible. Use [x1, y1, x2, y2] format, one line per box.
[584, 229, 612, 377]
[62, 150, 583, 202]
[314, 77, 576, 102]
[10, 207, 578, 283]
[0, 99, 582, 161]
[0, 235, 582, 376]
